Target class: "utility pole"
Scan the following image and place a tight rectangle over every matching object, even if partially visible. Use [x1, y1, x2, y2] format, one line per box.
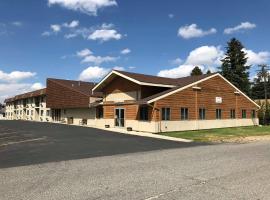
[257, 64, 270, 124]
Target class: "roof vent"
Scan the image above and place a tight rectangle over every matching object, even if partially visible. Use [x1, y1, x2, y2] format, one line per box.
[78, 81, 81, 86]
[71, 84, 74, 87]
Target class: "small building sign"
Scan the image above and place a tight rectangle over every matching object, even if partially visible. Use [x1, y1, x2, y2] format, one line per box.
[215, 97, 222, 104]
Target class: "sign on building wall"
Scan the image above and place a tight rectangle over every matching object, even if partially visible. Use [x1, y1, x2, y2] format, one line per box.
[215, 97, 222, 104]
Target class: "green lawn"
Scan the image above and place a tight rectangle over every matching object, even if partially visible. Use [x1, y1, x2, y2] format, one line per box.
[159, 126, 270, 142]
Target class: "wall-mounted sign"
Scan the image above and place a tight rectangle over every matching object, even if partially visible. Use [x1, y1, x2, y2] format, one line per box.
[215, 97, 222, 104]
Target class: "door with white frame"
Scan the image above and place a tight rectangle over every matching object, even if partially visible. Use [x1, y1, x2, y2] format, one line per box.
[115, 108, 125, 127]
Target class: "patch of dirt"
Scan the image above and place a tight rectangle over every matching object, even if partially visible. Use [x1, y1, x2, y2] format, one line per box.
[218, 135, 270, 143]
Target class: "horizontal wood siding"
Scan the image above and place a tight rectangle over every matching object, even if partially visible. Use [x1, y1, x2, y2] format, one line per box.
[46, 79, 90, 108]
[103, 76, 140, 94]
[154, 76, 257, 121]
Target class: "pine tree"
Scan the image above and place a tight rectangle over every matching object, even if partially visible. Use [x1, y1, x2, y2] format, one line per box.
[206, 69, 211, 74]
[220, 38, 250, 94]
[190, 66, 203, 76]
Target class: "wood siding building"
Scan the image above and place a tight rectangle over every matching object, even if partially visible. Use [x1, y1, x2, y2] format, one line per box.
[4, 70, 260, 133]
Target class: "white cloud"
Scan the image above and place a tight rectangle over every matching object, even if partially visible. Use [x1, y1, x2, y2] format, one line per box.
[82, 55, 118, 64]
[12, 21, 23, 27]
[0, 70, 36, 83]
[63, 20, 79, 28]
[128, 66, 136, 70]
[185, 46, 224, 66]
[158, 64, 205, 78]
[0, 70, 40, 103]
[79, 66, 110, 81]
[168, 14, 174, 19]
[77, 48, 93, 57]
[170, 58, 183, 66]
[88, 29, 122, 41]
[244, 48, 270, 65]
[48, 0, 117, 16]
[178, 24, 217, 39]
[41, 31, 51, 37]
[121, 48, 131, 55]
[31, 82, 43, 90]
[158, 46, 223, 78]
[113, 66, 125, 71]
[51, 24, 61, 33]
[224, 22, 256, 34]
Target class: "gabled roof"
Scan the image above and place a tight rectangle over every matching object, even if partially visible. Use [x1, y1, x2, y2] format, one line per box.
[138, 73, 260, 108]
[92, 70, 217, 92]
[47, 78, 102, 97]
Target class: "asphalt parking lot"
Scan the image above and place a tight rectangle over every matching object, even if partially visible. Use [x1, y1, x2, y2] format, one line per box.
[0, 120, 201, 168]
[1, 120, 270, 200]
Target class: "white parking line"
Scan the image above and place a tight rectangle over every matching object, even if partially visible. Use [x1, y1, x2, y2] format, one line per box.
[0, 137, 47, 147]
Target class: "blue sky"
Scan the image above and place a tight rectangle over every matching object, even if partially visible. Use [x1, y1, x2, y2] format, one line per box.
[0, 0, 270, 102]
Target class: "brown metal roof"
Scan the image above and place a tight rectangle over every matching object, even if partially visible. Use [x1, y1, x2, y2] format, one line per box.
[4, 88, 46, 103]
[113, 70, 217, 87]
[47, 78, 102, 97]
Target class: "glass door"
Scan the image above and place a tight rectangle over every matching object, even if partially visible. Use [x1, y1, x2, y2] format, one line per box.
[115, 108, 125, 127]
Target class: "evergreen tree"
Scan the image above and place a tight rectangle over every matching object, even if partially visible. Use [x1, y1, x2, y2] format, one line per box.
[220, 38, 250, 94]
[251, 71, 270, 99]
[190, 66, 203, 76]
[206, 69, 211, 74]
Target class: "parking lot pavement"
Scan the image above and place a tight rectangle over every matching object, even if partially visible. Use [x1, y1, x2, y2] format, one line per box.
[1, 133, 270, 200]
[0, 120, 205, 168]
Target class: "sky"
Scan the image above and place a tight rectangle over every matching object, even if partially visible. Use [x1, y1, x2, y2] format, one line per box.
[0, 0, 270, 102]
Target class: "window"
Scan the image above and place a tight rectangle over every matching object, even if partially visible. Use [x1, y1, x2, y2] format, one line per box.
[27, 110, 29, 115]
[139, 106, 148, 121]
[199, 108, 206, 120]
[242, 109, 247, 118]
[41, 110, 44, 116]
[31, 110, 33, 116]
[216, 109, 222, 119]
[230, 109, 236, 119]
[251, 110, 256, 118]
[161, 108, 170, 120]
[46, 110, 50, 116]
[96, 107, 104, 119]
[181, 108, 189, 120]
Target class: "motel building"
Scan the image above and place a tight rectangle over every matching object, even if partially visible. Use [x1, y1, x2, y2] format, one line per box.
[5, 70, 260, 133]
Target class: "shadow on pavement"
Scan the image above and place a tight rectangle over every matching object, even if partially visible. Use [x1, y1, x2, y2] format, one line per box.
[0, 120, 210, 168]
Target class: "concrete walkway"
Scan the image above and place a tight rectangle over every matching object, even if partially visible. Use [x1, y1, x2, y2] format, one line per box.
[98, 126, 193, 143]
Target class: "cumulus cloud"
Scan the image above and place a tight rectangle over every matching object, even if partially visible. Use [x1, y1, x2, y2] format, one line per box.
[0, 70, 40, 103]
[244, 48, 270, 65]
[224, 22, 256, 34]
[178, 24, 217, 39]
[77, 48, 92, 57]
[170, 58, 183, 66]
[31, 82, 44, 90]
[0, 70, 36, 83]
[88, 29, 122, 42]
[51, 24, 61, 33]
[158, 46, 223, 78]
[48, 0, 117, 16]
[79, 66, 110, 81]
[82, 55, 118, 64]
[120, 48, 131, 55]
[63, 20, 79, 28]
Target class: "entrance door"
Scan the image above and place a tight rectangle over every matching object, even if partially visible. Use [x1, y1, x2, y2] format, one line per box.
[115, 108, 125, 127]
[52, 109, 61, 122]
